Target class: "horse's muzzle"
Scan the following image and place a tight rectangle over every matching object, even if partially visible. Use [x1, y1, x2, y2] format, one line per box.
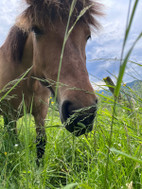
[60, 100, 97, 136]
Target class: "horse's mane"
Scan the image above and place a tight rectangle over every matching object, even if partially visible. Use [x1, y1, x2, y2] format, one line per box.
[17, 0, 102, 31]
[1, 1, 102, 63]
[2, 26, 28, 63]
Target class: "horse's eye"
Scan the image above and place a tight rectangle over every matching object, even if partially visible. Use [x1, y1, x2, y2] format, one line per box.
[31, 26, 43, 35]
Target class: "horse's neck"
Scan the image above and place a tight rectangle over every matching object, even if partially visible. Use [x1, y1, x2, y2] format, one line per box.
[0, 26, 33, 67]
[0, 27, 33, 89]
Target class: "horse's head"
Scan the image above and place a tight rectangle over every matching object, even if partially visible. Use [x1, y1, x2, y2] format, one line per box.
[17, 0, 102, 136]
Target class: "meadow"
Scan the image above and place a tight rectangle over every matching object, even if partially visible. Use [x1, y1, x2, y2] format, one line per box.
[0, 0, 142, 188]
[0, 88, 142, 189]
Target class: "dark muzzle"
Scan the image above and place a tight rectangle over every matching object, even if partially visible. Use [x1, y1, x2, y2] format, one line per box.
[61, 101, 97, 136]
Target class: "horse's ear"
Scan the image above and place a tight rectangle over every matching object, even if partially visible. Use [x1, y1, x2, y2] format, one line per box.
[25, 0, 35, 5]
[16, 11, 31, 32]
[25, 0, 44, 5]
[25, 0, 60, 5]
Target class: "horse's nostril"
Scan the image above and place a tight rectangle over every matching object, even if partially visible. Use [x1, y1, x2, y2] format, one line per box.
[63, 103, 97, 136]
[61, 99, 98, 123]
[95, 98, 98, 104]
[61, 100, 73, 122]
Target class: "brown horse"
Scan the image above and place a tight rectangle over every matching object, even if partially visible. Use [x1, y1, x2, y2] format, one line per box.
[0, 0, 102, 161]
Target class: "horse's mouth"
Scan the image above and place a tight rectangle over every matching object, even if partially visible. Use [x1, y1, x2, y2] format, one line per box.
[63, 106, 97, 136]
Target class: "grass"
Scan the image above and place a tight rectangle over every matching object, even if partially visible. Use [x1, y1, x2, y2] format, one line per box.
[0, 94, 142, 188]
[0, 0, 142, 188]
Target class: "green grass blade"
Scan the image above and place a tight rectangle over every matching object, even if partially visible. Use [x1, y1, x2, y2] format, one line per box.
[115, 32, 142, 98]
[67, 5, 92, 39]
[110, 148, 142, 163]
[0, 67, 32, 102]
[115, 0, 140, 98]
[123, 0, 139, 47]
[51, 1, 92, 123]
[50, 0, 77, 123]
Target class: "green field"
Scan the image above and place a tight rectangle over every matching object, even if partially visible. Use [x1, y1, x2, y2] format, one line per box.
[0, 0, 142, 188]
[0, 91, 142, 188]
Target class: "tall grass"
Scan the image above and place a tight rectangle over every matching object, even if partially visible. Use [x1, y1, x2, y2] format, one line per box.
[1, 93, 142, 188]
[104, 0, 142, 187]
[0, 0, 142, 188]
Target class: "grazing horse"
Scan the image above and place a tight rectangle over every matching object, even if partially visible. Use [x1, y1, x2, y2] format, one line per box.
[0, 0, 102, 161]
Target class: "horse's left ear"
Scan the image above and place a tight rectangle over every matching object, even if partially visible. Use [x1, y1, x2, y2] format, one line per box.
[16, 10, 31, 32]
[25, 0, 37, 5]
[25, 0, 45, 5]
[25, 0, 32, 4]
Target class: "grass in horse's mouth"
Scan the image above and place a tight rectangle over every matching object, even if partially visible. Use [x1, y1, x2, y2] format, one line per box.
[64, 105, 96, 136]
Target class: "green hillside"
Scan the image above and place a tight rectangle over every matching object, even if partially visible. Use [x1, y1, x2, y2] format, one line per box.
[98, 80, 142, 98]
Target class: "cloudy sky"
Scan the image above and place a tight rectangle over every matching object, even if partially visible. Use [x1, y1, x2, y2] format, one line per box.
[0, 0, 142, 89]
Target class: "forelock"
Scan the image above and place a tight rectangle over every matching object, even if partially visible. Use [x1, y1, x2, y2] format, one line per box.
[17, 0, 103, 31]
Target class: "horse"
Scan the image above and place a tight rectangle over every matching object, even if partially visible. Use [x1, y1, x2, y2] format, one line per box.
[0, 0, 102, 162]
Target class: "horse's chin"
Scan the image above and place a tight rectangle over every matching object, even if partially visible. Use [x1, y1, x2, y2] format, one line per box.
[64, 118, 94, 137]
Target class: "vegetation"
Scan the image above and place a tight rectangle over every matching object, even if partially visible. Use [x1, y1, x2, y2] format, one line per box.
[0, 0, 142, 188]
[0, 93, 142, 189]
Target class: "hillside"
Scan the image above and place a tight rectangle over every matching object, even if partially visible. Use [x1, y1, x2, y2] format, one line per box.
[98, 80, 142, 97]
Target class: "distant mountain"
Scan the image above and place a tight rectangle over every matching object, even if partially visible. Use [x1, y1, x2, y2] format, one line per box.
[97, 80, 142, 97]
[125, 80, 142, 89]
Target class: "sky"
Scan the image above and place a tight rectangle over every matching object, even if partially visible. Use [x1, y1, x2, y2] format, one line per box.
[0, 0, 142, 89]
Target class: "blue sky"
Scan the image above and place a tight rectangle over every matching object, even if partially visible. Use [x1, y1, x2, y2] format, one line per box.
[0, 0, 142, 89]
[87, 0, 142, 88]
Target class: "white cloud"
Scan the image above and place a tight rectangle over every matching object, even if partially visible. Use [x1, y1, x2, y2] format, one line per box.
[91, 80, 106, 90]
[0, 0, 26, 45]
[87, 0, 142, 84]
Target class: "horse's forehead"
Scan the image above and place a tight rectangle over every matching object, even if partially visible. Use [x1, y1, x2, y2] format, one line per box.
[42, 20, 89, 37]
